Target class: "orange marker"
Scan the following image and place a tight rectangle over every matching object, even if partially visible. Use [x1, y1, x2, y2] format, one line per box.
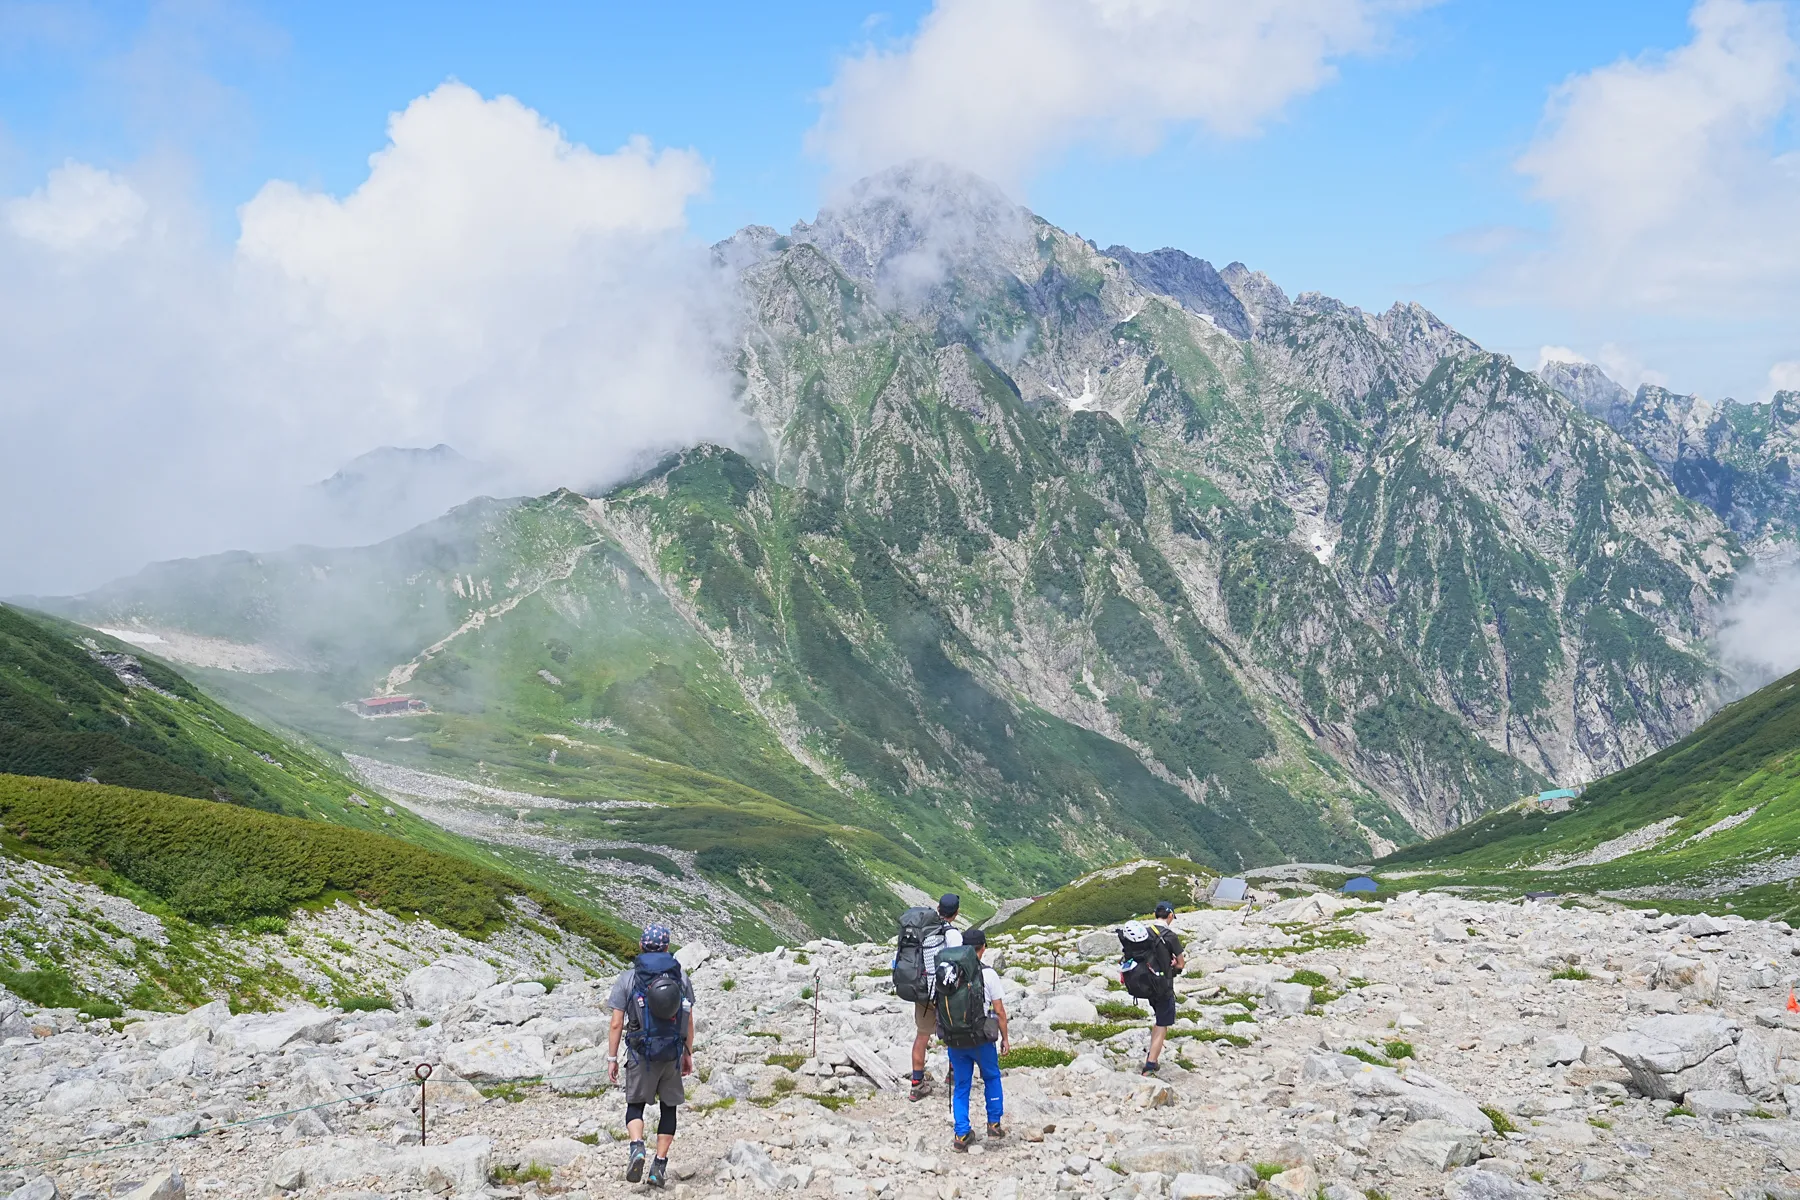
[1787, 989, 1798, 1014]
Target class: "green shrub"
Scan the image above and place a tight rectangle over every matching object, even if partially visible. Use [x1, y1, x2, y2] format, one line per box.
[720, 979, 737, 992]
[800, 986, 814, 1000]
[765, 1053, 805, 1071]
[0, 965, 120, 1018]
[1253, 1163, 1283, 1181]
[1382, 1040, 1414, 1061]
[0, 775, 632, 956]
[1050, 1021, 1134, 1040]
[1480, 1106, 1517, 1134]
[1285, 969, 1329, 988]
[1093, 1000, 1145, 1020]
[999, 1046, 1076, 1068]
[240, 915, 288, 935]
[339, 994, 394, 1012]
[1340, 1046, 1386, 1067]
[1549, 966, 1590, 981]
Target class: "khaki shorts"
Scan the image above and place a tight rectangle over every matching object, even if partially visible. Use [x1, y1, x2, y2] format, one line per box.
[914, 1001, 937, 1036]
[623, 1056, 684, 1106]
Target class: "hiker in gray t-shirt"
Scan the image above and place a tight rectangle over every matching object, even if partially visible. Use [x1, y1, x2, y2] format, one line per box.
[607, 925, 695, 1189]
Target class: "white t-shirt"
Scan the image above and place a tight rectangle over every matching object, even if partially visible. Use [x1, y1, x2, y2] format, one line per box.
[979, 964, 1006, 1018]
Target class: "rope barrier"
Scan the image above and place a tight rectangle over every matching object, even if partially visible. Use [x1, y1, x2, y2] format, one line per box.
[0, 1061, 626, 1176]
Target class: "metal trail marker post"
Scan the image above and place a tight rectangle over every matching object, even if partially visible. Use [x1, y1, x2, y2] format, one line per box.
[811, 969, 822, 1060]
[414, 1063, 433, 1145]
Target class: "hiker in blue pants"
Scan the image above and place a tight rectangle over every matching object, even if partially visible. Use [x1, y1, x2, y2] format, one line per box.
[940, 928, 1010, 1151]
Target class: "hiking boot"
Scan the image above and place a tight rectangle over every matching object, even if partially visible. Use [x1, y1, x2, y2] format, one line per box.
[987, 1122, 1006, 1140]
[645, 1157, 668, 1189]
[1140, 1059, 1160, 1076]
[625, 1141, 646, 1183]
[951, 1132, 972, 1153]
[909, 1078, 934, 1101]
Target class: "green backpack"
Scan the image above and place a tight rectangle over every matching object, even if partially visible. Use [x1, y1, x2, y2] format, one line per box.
[933, 945, 992, 1048]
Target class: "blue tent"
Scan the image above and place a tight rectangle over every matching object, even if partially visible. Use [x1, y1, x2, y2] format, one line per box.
[1341, 876, 1379, 894]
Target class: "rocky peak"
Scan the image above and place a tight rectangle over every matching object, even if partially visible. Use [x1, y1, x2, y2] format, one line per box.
[1217, 261, 1290, 331]
[1537, 360, 1633, 428]
[1102, 245, 1252, 339]
[787, 161, 1031, 302]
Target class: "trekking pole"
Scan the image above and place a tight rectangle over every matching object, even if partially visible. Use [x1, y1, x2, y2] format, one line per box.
[1052, 953, 1059, 992]
[811, 968, 822, 1060]
[414, 1063, 432, 1145]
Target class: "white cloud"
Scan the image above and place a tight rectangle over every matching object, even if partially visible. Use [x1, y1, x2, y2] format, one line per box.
[809, 0, 1428, 184]
[1717, 561, 1800, 691]
[1513, 0, 1800, 310]
[0, 83, 743, 595]
[1763, 360, 1800, 400]
[1535, 345, 1587, 370]
[5, 161, 149, 252]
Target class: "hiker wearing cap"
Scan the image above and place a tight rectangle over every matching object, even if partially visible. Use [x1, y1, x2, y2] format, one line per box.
[934, 927, 1010, 1151]
[607, 924, 695, 1189]
[1143, 900, 1185, 1075]
[898, 893, 963, 1101]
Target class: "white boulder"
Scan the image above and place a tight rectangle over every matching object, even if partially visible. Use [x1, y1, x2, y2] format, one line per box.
[402, 955, 499, 1014]
[214, 1008, 337, 1054]
[1040, 994, 1100, 1025]
[443, 1034, 551, 1082]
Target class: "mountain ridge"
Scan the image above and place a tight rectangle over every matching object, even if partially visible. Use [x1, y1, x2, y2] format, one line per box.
[26, 164, 1752, 941]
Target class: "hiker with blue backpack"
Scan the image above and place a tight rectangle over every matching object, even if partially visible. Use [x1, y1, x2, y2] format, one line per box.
[933, 927, 1010, 1151]
[606, 924, 694, 1190]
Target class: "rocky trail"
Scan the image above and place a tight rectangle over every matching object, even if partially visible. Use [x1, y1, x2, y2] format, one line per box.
[7, 892, 1800, 1200]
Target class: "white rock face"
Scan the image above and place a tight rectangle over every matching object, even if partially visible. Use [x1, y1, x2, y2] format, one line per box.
[1600, 1013, 1742, 1099]
[1262, 981, 1312, 1017]
[1039, 994, 1100, 1024]
[214, 1008, 337, 1054]
[675, 942, 712, 971]
[1394, 1119, 1482, 1171]
[442, 1034, 551, 1082]
[403, 954, 500, 1013]
[268, 1135, 490, 1193]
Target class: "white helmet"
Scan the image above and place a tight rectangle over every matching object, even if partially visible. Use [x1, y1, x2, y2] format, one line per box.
[1122, 920, 1149, 943]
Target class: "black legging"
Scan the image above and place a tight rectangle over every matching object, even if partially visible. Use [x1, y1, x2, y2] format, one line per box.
[625, 1102, 678, 1136]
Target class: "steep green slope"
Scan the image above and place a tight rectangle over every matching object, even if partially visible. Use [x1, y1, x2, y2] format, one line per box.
[0, 774, 630, 1010]
[1, 604, 392, 824]
[0, 603, 641, 950]
[1374, 667, 1800, 918]
[994, 858, 1217, 931]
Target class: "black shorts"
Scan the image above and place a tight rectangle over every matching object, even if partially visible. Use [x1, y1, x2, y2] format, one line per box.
[1149, 988, 1178, 1029]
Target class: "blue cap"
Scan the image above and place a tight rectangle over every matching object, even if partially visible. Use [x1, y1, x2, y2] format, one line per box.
[640, 924, 672, 952]
[1154, 901, 1175, 918]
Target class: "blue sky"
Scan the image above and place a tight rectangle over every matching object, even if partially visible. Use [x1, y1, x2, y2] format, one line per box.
[2, 0, 1794, 400]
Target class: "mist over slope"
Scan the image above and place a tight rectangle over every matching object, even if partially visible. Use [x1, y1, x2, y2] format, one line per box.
[35, 165, 1751, 938]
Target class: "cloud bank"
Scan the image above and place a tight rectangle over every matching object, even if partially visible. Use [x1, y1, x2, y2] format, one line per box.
[0, 83, 745, 596]
[1515, 0, 1800, 313]
[1717, 561, 1800, 692]
[809, 0, 1426, 185]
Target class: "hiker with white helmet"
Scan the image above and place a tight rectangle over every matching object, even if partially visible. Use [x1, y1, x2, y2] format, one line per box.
[607, 924, 694, 1189]
[1119, 900, 1185, 1075]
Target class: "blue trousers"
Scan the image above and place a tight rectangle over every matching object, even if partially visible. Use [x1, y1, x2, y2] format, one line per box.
[946, 1041, 1003, 1136]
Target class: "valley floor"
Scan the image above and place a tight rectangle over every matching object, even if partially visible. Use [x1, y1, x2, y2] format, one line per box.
[6, 892, 1800, 1200]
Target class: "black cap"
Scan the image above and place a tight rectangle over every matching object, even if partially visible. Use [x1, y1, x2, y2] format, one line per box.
[938, 893, 960, 916]
[963, 927, 987, 948]
[1154, 901, 1175, 918]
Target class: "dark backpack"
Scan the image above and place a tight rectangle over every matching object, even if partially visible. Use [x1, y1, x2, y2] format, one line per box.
[933, 944, 992, 1048]
[624, 952, 688, 1063]
[893, 906, 947, 1003]
[1118, 924, 1172, 999]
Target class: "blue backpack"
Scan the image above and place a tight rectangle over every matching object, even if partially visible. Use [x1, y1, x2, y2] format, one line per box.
[625, 952, 688, 1063]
